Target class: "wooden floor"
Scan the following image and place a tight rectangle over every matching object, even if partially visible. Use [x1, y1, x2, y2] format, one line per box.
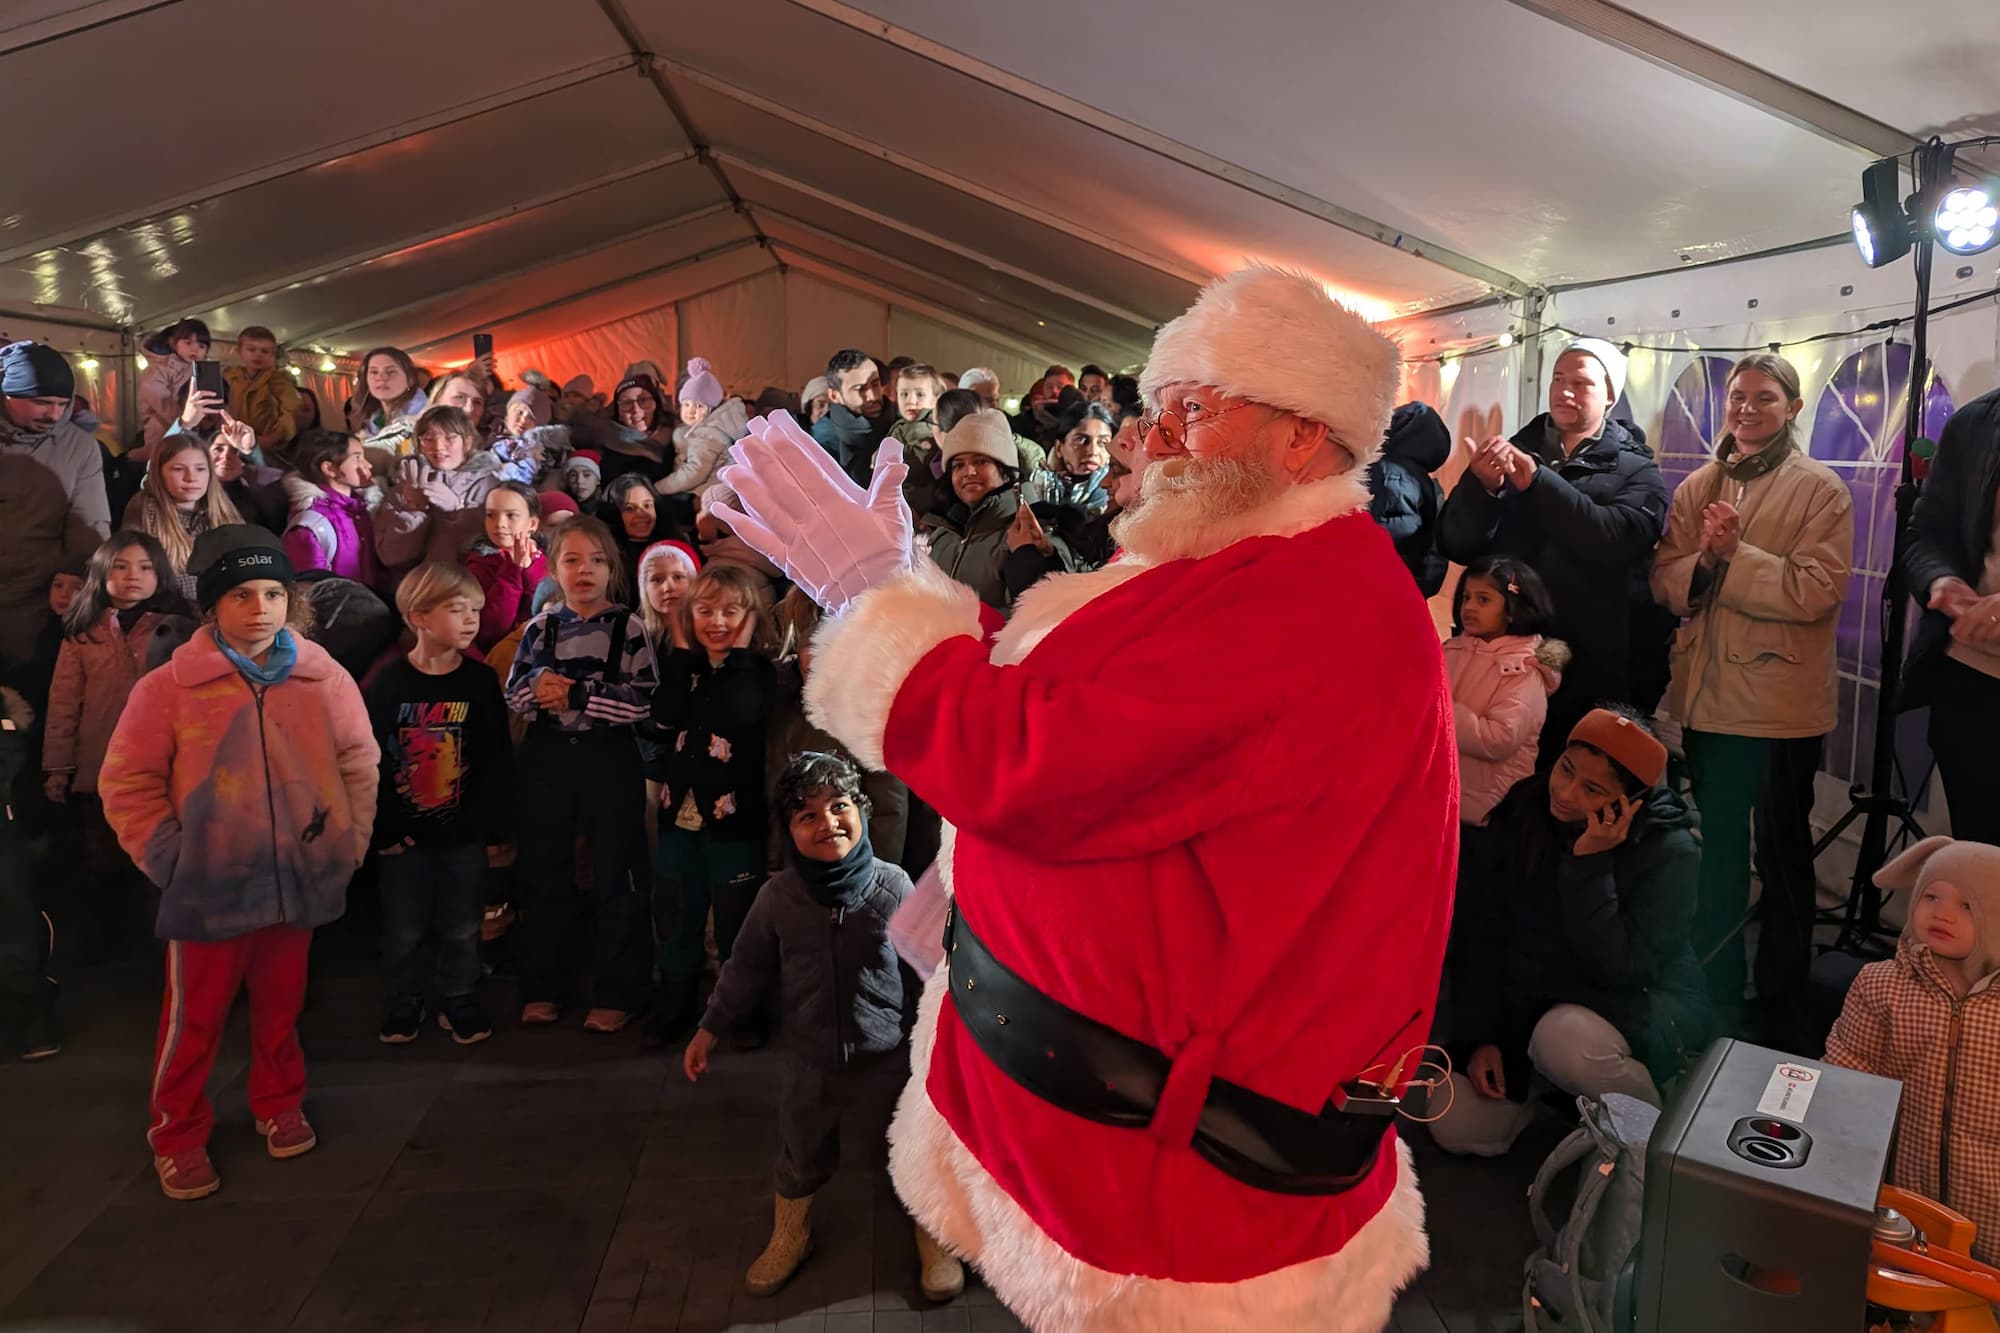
[0, 927, 1555, 1333]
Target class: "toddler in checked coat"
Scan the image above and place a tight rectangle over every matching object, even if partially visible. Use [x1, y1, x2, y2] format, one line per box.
[1824, 836, 2000, 1264]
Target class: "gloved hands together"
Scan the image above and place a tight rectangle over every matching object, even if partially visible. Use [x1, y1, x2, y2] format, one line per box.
[711, 410, 915, 616]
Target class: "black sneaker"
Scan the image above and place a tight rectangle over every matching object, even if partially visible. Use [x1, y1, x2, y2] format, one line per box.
[378, 997, 425, 1044]
[437, 999, 492, 1046]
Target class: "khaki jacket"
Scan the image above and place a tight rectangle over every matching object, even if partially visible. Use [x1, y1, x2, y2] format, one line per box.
[1652, 449, 1853, 738]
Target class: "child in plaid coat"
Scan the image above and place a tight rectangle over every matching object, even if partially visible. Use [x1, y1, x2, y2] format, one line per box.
[1825, 836, 2000, 1264]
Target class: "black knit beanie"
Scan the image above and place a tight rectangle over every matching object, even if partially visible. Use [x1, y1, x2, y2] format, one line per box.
[191, 524, 295, 612]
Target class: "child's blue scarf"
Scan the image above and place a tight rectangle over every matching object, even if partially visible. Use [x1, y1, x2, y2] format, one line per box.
[215, 625, 298, 687]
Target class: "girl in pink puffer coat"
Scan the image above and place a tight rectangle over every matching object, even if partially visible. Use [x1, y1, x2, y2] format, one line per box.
[1444, 556, 1569, 826]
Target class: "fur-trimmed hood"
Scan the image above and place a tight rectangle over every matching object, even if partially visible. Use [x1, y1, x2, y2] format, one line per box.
[1140, 266, 1400, 466]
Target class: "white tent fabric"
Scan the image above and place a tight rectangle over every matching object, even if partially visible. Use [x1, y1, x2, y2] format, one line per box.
[11, 0, 1993, 414]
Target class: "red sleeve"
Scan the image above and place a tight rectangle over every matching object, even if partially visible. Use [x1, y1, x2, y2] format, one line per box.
[473, 557, 529, 652]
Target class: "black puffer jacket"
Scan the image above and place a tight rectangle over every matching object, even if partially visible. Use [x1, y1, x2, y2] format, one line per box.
[698, 859, 913, 1069]
[1437, 414, 1669, 753]
[1449, 777, 1710, 1097]
[1369, 402, 1450, 596]
[1901, 386, 2000, 707]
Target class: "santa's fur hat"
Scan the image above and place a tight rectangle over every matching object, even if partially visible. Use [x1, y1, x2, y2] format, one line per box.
[1139, 266, 1399, 465]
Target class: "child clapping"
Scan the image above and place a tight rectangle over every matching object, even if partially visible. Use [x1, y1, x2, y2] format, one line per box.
[683, 752, 962, 1304]
[1824, 837, 2000, 1264]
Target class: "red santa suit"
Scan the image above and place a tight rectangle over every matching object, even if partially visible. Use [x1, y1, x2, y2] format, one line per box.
[805, 268, 1457, 1332]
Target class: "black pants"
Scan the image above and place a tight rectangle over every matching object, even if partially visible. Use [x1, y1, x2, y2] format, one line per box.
[515, 728, 651, 1012]
[1686, 731, 1823, 1033]
[1930, 658, 2000, 844]
[774, 1048, 909, 1199]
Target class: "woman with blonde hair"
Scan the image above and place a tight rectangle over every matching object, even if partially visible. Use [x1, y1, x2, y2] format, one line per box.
[1651, 351, 1853, 1046]
[124, 433, 245, 602]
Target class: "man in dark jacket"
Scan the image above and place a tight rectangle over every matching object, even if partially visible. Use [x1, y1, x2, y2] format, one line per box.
[1900, 385, 2000, 842]
[1438, 340, 1669, 759]
[809, 349, 892, 486]
[1369, 401, 1450, 596]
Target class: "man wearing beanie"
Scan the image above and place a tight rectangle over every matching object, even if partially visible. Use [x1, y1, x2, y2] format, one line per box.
[1438, 338, 1668, 760]
[99, 524, 377, 1201]
[0, 341, 110, 667]
[714, 266, 1455, 1331]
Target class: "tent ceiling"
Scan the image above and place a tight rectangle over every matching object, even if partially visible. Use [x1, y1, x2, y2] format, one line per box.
[0, 0, 1978, 367]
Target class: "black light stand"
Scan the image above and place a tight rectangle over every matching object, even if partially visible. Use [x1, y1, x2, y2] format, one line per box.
[1816, 142, 1947, 953]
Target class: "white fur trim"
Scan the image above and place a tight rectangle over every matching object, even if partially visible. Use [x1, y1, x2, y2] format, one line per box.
[803, 562, 984, 770]
[1140, 266, 1400, 466]
[889, 970, 1429, 1332]
[1112, 472, 1371, 566]
[990, 559, 1155, 667]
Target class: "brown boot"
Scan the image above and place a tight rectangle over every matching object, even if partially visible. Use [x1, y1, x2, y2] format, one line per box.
[745, 1193, 814, 1296]
[915, 1224, 965, 1302]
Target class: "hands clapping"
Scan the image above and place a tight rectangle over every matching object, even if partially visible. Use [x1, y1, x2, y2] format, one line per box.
[1464, 436, 1536, 493]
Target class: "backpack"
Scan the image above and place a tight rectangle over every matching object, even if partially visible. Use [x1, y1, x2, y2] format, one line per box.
[1522, 1093, 1660, 1333]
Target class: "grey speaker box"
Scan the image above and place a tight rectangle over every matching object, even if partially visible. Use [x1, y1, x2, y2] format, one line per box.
[1632, 1038, 1903, 1331]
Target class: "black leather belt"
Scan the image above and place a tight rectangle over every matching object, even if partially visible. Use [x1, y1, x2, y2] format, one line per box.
[944, 903, 1393, 1196]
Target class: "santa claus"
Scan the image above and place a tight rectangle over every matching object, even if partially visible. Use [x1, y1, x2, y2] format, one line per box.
[713, 267, 1457, 1332]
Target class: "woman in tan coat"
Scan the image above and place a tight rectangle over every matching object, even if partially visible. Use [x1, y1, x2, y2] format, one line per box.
[1652, 352, 1853, 1044]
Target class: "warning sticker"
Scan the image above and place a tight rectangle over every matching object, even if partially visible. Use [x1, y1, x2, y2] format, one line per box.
[1756, 1063, 1820, 1121]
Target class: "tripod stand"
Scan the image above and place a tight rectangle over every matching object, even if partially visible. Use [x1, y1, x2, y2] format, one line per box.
[1814, 158, 1942, 954]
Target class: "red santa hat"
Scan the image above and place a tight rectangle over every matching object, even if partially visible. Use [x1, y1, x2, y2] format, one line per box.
[1139, 266, 1400, 465]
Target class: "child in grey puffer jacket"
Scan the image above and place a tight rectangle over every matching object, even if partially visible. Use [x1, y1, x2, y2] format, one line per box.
[683, 752, 961, 1303]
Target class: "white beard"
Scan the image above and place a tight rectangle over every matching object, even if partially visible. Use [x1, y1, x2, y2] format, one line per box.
[1110, 452, 1288, 562]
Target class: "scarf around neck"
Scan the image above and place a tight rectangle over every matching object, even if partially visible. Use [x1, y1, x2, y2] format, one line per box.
[786, 824, 877, 908]
[1707, 430, 1794, 507]
[215, 625, 298, 686]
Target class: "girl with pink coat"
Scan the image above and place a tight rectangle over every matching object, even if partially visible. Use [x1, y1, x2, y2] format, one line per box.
[1444, 556, 1568, 826]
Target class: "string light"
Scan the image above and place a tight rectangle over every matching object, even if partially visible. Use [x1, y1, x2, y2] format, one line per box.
[286, 365, 303, 378]
[318, 355, 336, 373]
[135, 355, 147, 370]
[1406, 283, 2000, 365]
[78, 356, 98, 372]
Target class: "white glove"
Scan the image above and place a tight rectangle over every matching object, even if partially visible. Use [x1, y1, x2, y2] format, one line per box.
[710, 410, 914, 616]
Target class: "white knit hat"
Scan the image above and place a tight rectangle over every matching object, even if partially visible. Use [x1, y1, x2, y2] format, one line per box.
[960, 367, 1000, 396]
[1557, 337, 1628, 405]
[937, 408, 1016, 470]
[1139, 266, 1399, 464]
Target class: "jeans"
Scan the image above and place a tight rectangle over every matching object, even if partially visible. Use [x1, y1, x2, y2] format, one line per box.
[378, 841, 486, 1002]
[655, 828, 767, 985]
[1930, 657, 2000, 844]
[1683, 729, 1823, 1029]
[1428, 1004, 1660, 1158]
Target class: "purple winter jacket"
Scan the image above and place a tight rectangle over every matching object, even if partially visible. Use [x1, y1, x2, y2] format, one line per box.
[281, 477, 379, 589]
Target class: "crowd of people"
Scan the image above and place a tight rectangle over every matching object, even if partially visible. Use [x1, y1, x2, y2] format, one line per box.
[0, 312, 1996, 1291]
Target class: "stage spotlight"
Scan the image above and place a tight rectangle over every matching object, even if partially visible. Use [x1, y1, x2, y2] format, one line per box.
[1851, 156, 1909, 268]
[1934, 185, 1999, 255]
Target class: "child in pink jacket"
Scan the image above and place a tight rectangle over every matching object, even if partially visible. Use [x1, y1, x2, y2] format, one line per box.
[1825, 836, 2000, 1265]
[1444, 556, 1568, 826]
[99, 525, 378, 1202]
